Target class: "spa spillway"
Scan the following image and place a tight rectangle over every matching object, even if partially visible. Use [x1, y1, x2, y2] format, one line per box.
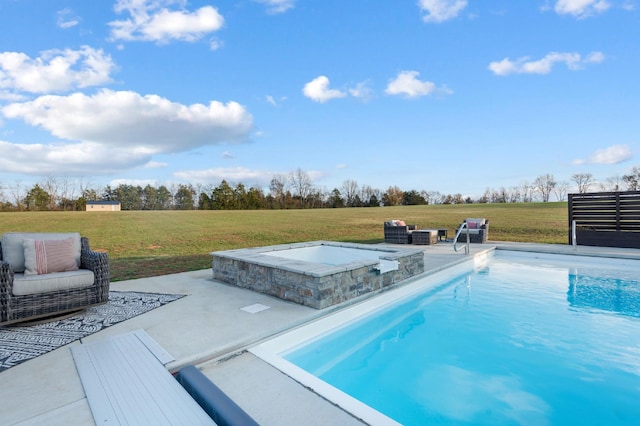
[211, 241, 425, 309]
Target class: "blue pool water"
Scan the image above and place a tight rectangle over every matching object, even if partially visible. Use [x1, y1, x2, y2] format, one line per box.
[283, 252, 640, 425]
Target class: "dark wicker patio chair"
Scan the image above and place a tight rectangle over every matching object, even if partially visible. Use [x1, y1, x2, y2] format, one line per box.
[0, 233, 110, 325]
[455, 218, 489, 243]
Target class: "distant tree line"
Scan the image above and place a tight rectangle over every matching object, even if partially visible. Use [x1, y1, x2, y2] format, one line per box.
[1, 167, 639, 212]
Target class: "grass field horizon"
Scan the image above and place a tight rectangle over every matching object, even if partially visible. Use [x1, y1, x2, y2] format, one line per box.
[0, 203, 568, 281]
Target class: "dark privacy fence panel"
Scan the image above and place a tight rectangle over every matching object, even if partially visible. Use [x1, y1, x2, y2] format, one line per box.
[568, 191, 640, 248]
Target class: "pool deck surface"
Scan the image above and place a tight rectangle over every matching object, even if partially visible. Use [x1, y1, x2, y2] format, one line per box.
[2, 241, 640, 425]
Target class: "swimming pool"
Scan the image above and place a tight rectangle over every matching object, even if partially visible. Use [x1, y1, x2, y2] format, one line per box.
[251, 250, 640, 425]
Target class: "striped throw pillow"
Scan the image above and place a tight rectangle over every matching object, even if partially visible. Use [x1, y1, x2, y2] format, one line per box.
[23, 238, 80, 276]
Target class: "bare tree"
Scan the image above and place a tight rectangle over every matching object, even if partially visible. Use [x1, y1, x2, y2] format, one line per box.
[77, 177, 97, 200]
[519, 181, 534, 202]
[553, 181, 570, 201]
[167, 183, 179, 209]
[478, 188, 490, 203]
[508, 186, 521, 203]
[40, 175, 59, 210]
[600, 175, 623, 192]
[452, 193, 464, 204]
[426, 190, 444, 204]
[533, 174, 556, 202]
[360, 184, 381, 206]
[306, 187, 325, 208]
[289, 168, 313, 207]
[571, 173, 594, 194]
[415, 189, 439, 205]
[269, 173, 289, 208]
[341, 179, 359, 206]
[56, 176, 77, 210]
[9, 180, 25, 211]
[495, 187, 508, 203]
[622, 166, 640, 190]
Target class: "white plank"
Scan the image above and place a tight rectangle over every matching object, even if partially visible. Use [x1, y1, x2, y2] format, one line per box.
[134, 329, 175, 365]
[71, 331, 216, 425]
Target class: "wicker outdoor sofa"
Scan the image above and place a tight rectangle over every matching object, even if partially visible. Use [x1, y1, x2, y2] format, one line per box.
[384, 220, 417, 244]
[0, 232, 110, 325]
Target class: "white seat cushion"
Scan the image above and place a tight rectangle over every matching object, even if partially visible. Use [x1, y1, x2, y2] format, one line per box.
[463, 229, 482, 234]
[12, 270, 95, 296]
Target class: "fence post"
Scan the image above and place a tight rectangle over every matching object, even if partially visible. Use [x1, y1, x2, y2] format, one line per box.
[568, 193, 574, 245]
[615, 191, 621, 231]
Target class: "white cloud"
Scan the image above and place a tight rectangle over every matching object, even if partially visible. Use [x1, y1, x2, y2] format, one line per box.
[0, 46, 116, 94]
[418, 0, 468, 23]
[554, 0, 611, 18]
[222, 151, 235, 159]
[0, 140, 149, 175]
[349, 80, 374, 101]
[109, 0, 224, 43]
[209, 38, 224, 51]
[302, 77, 373, 103]
[109, 178, 161, 187]
[303, 76, 347, 103]
[56, 8, 81, 29]
[174, 166, 326, 186]
[385, 70, 442, 98]
[573, 144, 632, 165]
[0, 91, 26, 102]
[255, 0, 296, 14]
[265, 95, 287, 106]
[144, 160, 168, 168]
[306, 170, 326, 182]
[0, 89, 253, 176]
[488, 51, 605, 76]
[2, 89, 252, 150]
[585, 51, 605, 63]
[173, 166, 272, 183]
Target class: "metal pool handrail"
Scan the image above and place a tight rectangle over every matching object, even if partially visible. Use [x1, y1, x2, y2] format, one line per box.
[453, 222, 470, 254]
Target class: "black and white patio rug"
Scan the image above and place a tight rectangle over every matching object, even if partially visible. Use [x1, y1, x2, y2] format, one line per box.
[0, 291, 184, 373]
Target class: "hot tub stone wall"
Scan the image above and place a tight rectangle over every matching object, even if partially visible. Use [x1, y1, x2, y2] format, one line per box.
[211, 243, 424, 309]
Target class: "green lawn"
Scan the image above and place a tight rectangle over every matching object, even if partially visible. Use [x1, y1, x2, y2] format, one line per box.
[0, 203, 568, 281]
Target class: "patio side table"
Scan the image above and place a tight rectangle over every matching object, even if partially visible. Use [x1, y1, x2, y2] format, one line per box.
[425, 228, 449, 241]
[412, 230, 437, 245]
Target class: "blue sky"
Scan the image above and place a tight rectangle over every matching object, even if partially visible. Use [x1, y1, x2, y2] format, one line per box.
[0, 0, 638, 199]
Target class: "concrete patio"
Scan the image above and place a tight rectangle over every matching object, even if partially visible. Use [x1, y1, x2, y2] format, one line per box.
[2, 241, 639, 426]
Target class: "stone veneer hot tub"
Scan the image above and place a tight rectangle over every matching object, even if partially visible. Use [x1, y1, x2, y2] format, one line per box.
[211, 241, 424, 309]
